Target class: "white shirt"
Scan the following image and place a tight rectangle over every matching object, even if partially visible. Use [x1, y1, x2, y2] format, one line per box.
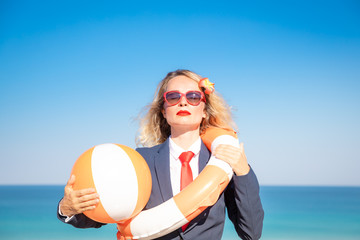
[169, 136, 201, 196]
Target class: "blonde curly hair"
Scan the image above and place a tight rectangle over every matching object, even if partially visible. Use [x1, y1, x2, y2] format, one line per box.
[137, 69, 237, 147]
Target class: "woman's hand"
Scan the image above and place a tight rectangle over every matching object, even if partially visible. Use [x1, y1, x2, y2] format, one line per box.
[59, 175, 100, 217]
[213, 142, 250, 176]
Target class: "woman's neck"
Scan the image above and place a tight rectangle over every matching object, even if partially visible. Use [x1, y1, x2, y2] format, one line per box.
[170, 127, 200, 150]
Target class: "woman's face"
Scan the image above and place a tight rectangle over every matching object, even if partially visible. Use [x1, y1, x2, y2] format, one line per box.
[162, 76, 206, 132]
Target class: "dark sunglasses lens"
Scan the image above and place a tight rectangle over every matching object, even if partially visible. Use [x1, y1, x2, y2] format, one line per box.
[166, 92, 181, 105]
[186, 91, 202, 105]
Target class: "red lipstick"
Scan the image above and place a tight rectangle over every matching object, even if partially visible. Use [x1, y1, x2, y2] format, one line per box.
[176, 110, 191, 116]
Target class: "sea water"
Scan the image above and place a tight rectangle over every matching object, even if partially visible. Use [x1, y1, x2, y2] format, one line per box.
[0, 186, 359, 239]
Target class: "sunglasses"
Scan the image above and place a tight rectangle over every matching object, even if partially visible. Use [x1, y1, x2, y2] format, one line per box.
[163, 90, 206, 106]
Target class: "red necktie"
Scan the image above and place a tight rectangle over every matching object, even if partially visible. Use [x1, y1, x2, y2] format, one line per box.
[179, 151, 195, 231]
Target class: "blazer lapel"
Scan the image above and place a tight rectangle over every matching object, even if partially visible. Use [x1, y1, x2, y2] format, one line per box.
[198, 140, 211, 173]
[154, 139, 174, 201]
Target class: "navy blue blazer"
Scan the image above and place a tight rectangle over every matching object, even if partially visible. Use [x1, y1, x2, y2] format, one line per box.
[58, 139, 264, 239]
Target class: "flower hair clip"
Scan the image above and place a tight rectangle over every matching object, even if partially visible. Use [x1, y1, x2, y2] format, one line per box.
[199, 78, 215, 94]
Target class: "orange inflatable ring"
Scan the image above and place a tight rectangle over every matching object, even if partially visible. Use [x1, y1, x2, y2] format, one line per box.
[117, 127, 238, 239]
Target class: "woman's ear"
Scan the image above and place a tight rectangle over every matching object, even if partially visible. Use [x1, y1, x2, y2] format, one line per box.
[202, 109, 207, 119]
[161, 108, 166, 118]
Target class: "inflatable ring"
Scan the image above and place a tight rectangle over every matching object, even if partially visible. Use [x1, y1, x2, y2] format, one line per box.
[116, 127, 238, 239]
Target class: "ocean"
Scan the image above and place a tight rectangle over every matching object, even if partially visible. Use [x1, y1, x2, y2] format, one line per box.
[0, 186, 359, 239]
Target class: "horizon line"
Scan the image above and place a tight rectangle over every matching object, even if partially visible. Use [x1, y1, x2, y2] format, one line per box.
[0, 184, 359, 188]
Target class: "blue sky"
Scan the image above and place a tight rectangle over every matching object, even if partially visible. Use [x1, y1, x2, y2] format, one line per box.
[0, 0, 359, 185]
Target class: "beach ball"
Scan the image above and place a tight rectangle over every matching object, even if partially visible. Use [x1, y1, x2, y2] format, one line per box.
[71, 143, 152, 223]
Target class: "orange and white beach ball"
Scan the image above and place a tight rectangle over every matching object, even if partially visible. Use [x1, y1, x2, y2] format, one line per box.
[71, 143, 152, 223]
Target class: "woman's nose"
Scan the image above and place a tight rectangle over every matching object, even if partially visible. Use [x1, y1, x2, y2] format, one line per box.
[179, 95, 188, 106]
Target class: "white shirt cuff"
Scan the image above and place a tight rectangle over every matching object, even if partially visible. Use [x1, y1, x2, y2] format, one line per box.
[58, 205, 74, 223]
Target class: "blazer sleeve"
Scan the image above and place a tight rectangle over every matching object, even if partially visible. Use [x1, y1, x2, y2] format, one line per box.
[224, 166, 264, 240]
[57, 199, 106, 228]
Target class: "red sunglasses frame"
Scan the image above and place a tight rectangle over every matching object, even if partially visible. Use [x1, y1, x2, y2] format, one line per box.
[163, 90, 206, 106]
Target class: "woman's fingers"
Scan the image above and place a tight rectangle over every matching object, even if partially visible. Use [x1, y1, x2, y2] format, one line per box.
[67, 174, 76, 186]
[214, 143, 250, 176]
[214, 144, 241, 162]
[61, 190, 99, 216]
[239, 142, 244, 152]
[77, 192, 99, 203]
[64, 175, 75, 195]
[60, 175, 100, 216]
[75, 188, 97, 198]
[81, 205, 97, 212]
[71, 189, 99, 207]
[78, 198, 99, 209]
[73, 195, 99, 214]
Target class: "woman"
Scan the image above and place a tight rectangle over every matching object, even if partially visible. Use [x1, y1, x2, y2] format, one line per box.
[58, 69, 264, 239]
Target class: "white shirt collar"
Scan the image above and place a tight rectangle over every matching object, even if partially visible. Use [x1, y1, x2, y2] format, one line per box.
[169, 136, 202, 160]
